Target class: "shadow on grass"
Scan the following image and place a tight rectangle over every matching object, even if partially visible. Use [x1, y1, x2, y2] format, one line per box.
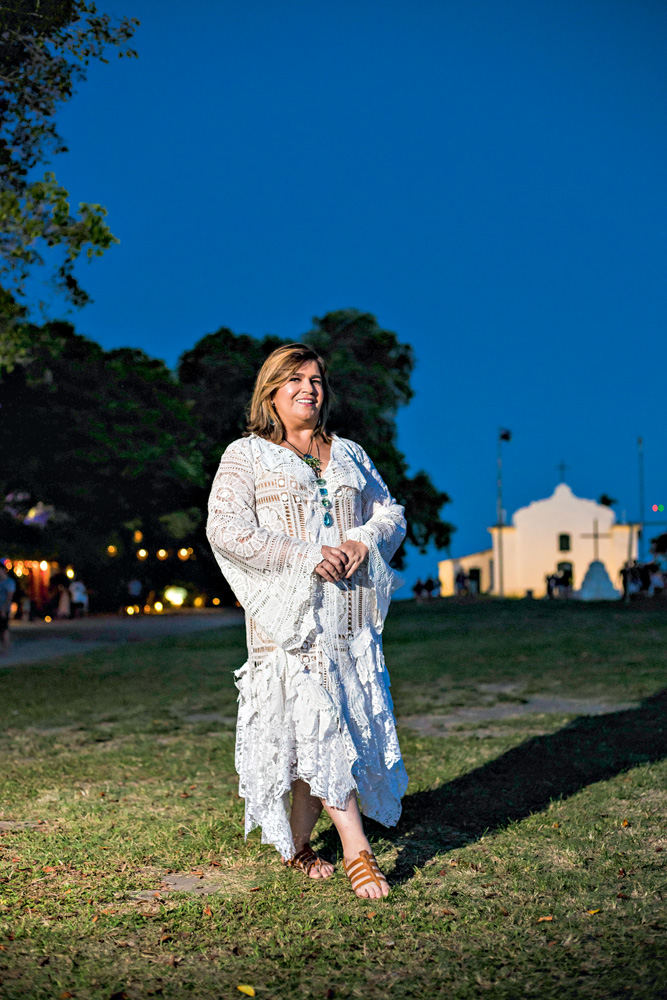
[346, 687, 667, 883]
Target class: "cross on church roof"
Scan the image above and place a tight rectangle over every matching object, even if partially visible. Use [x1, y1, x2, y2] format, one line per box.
[580, 518, 612, 562]
[556, 460, 569, 482]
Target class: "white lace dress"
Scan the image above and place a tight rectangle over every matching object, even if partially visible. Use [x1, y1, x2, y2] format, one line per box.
[206, 433, 409, 859]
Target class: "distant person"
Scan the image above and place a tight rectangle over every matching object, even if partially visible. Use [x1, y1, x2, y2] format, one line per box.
[649, 565, 664, 598]
[424, 577, 436, 600]
[127, 578, 143, 606]
[56, 582, 70, 619]
[69, 578, 88, 617]
[412, 578, 425, 603]
[455, 568, 468, 597]
[545, 573, 556, 599]
[0, 564, 16, 655]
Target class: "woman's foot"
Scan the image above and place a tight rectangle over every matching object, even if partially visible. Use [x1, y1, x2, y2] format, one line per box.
[283, 842, 335, 879]
[343, 849, 389, 899]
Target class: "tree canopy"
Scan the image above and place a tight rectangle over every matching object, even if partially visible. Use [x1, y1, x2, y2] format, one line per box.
[0, 0, 138, 331]
[0, 321, 205, 593]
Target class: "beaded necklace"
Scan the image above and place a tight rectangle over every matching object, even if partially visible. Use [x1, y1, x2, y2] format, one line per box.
[284, 434, 333, 527]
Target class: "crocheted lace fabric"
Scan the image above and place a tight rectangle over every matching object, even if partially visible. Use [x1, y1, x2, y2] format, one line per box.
[206, 433, 409, 859]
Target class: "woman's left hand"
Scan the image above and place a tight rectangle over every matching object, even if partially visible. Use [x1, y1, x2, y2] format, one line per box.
[337, 540, 369, 579]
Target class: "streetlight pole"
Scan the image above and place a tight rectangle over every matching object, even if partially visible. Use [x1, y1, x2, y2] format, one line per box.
[497, 429, 511, 597]
[638, 436, 645, 562]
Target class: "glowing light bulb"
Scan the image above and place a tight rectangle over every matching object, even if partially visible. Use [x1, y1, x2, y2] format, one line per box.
[212, 597, 221, 606]
[40, 560, 48, 571]
[164, 586, 187, 607]
[107, 544, 118, 556]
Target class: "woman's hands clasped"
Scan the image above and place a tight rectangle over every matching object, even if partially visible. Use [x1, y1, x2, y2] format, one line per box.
[315, 540, 369, 582]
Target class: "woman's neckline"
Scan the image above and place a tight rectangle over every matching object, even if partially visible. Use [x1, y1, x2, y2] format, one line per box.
[255, 433, 337, 475]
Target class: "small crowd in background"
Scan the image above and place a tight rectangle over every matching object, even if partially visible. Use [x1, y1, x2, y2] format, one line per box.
[544, 565, 574, 599]
[412, 577, 440, 601]
[452, 568, 481, 597]
[620, 557, 667, 600]
[0, 564, 89, 655]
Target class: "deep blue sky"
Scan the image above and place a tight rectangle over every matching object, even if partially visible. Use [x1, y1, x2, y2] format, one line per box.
[35, 0, 667, 585]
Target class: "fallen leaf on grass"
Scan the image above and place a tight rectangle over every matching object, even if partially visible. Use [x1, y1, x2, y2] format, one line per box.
[60, 993, 74, 999]
[209, 861, 221, 867]
[586, 909, 601, 915]
[621, 819, 629, 827]
[537, 916, 554, 923]
[203, 905, 212, 916]
[547, 940, 558, 947]
[617, 893, 630, 899]
[42, 866, 57, 873]
[190, 871, 204, 878]
[441, 909, 456, 917]
[365, 912, 376, 919]
[237, 986, 255, 997]
[249, 886, 261, 892]
[92, 915, 99, 923]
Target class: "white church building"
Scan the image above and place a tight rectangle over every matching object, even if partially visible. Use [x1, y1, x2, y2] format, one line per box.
[439, 483, 638, 599]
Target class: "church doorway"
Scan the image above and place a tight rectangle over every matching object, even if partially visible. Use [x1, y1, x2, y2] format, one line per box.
[468, 568, 481, 595]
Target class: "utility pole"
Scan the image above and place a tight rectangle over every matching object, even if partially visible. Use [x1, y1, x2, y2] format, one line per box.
[638, 436, 645, 562]
[497, 429, 511, 597]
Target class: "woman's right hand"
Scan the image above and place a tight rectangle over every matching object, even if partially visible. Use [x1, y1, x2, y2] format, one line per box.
[315, 545, 349, 582]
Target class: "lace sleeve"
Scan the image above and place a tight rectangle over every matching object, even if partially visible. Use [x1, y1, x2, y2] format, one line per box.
[206, 440, 323, 650]
[345, 446, 406, 563]
[207, 440, 322, 574]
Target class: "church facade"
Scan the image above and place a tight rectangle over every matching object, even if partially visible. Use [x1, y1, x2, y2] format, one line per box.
[439, 484, 638, 599]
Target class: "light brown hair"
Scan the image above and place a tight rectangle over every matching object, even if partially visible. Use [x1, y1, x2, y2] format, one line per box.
[246, 343, 332, 443]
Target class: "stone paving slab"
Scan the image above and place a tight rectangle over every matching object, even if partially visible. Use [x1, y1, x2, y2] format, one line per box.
[399, 694, 639, 736]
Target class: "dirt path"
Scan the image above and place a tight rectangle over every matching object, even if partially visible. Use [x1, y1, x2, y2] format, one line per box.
[0, 609, 244, 667]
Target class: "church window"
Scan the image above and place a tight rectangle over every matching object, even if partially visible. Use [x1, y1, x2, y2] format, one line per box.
[559, 533, 571, 551]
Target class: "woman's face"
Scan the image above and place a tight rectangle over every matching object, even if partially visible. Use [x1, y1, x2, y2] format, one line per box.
[272, 360, 324, 431]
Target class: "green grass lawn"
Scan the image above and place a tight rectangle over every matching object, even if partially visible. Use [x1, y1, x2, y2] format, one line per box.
[0, 599, 665, 1000]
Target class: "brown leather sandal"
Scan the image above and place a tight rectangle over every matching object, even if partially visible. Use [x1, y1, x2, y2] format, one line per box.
[283, 843, 332, 878]
[343, 849, 389, 896]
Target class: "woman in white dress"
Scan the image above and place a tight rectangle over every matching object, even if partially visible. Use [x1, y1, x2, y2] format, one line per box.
[206, 343, 408, 899]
